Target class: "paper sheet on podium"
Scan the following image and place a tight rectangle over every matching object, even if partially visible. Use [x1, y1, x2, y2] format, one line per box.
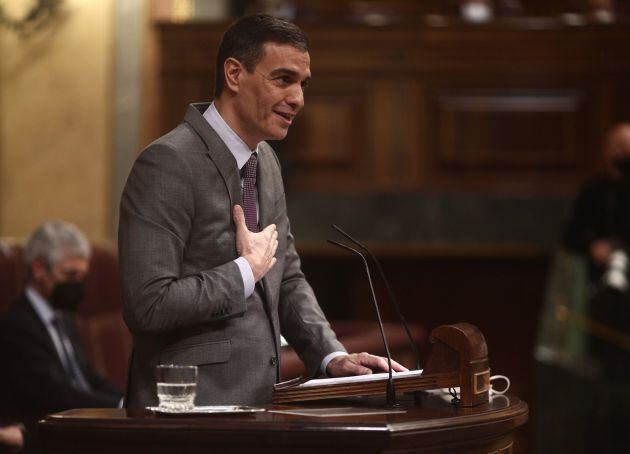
[273, 369, 430, 403]
[297, 369, 424, 388]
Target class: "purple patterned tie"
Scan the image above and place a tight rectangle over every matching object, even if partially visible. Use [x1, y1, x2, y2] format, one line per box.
[242, 152, 259, 232]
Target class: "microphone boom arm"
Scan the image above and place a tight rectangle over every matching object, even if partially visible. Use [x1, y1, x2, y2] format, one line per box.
[327, 239, 397, 406]
[332, 224, 421, 371]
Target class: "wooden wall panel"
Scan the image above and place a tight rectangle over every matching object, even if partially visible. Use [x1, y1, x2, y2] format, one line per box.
[371, 79, 424, 188]
[431, 90, 583, 168]
[155, 22, 630, 195]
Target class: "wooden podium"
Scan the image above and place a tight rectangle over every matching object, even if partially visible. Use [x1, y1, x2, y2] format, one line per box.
[274, 323, 491, 406]
[39, 393, 527, 453]
[40, 324, 528, 452]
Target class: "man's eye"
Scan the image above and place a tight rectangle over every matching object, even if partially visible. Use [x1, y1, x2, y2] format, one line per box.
[274, 76, 292, 86]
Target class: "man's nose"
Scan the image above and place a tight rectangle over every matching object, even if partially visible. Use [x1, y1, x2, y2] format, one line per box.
[286, 85, 304, 110]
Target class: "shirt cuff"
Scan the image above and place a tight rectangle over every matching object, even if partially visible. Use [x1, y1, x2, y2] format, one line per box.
[234, 257, 255, 298]
[320, 351, 348, 376]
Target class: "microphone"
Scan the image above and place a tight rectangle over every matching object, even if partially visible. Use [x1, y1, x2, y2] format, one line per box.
[332, 224, 421, 371]
[327, 239, 397, 407]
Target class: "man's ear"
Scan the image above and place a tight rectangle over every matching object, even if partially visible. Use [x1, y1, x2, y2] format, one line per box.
[224, 57, 244, 94]
[31, 259, 48, 283]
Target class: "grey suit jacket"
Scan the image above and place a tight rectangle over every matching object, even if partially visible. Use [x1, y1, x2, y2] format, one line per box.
[119, 103, 345, 407]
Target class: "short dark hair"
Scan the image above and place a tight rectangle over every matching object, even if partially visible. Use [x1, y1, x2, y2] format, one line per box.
[214, 14, 309, 97]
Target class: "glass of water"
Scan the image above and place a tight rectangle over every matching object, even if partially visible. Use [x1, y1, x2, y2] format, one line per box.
[155, 364, 197, 411]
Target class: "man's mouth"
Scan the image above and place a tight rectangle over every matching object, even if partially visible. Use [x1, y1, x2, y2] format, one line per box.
[274, 110, 294, 125]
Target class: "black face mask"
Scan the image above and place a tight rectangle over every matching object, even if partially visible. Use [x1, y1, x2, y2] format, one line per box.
[49, 281, 85, 312]
[614, 158, 630, 181]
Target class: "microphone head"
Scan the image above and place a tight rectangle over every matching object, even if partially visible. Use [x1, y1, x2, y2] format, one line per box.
[331, 224, 368, 250]
[327, 239, 361, 256]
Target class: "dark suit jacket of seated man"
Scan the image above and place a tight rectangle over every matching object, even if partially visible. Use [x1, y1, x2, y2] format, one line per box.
[0, 221, 122, 453]
[118, 14, 406, 409]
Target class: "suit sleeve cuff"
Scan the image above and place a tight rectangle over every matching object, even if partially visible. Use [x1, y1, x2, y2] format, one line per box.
[320, 351, 348, 376]
[234, 257, 255, 298]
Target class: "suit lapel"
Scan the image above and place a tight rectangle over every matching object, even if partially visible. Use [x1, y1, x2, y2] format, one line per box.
[184, 103, 243, 211]
[20, 295, 67, 371]
[256, 147, 281, 362]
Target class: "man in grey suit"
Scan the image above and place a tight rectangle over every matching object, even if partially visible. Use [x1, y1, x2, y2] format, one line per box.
[119, 14, 405, 408]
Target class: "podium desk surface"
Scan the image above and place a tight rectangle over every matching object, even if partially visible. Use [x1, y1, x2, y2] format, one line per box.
[40, 393, 528, 454]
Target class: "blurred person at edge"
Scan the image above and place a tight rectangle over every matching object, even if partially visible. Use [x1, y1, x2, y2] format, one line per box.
[562, 123, 630, 380]
[0, 221, 122, 454]
[0, 424, 24, 453]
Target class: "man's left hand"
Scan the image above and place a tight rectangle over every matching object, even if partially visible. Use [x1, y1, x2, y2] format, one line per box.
[326, 353, 408, 377]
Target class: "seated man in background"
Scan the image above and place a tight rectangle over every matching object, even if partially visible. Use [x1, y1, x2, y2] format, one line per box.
[0, 221, 122, 454]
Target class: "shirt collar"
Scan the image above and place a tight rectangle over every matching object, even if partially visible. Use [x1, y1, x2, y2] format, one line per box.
[26, 285, 56, 325]
[203, 102, 259, 170]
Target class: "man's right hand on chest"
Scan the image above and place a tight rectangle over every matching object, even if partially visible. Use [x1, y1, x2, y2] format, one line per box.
[233, 205, 278, 282]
